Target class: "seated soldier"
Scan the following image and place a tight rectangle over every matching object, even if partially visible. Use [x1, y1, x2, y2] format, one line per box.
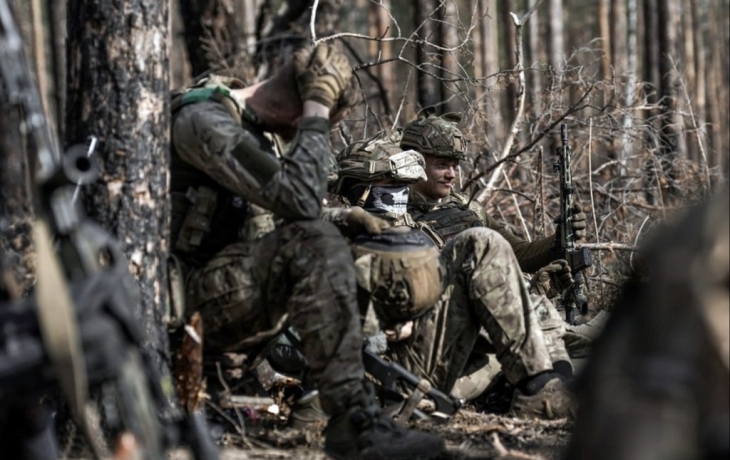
[401, 108, 587, 275]
[327, 134, 576, 420]
[169, 45, 443, 460]
[400, 109, 606, 354]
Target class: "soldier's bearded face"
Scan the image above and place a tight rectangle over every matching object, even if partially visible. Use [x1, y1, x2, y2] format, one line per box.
[413, 155, 459, 200]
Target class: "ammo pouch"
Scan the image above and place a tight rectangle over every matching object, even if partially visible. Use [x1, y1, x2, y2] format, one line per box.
[173, 186, 219, 254]
[171, 186, 249, 263]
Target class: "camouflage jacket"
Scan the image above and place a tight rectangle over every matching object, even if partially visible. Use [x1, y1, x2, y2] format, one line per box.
[170, 76, 332, 265]
[408, 190, 557, 273]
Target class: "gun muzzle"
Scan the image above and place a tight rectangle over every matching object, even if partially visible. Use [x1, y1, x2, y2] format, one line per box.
[63, 143, 99, 186]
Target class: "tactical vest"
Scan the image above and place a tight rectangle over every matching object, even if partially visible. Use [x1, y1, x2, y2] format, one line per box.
[415, 207, 483, 247]
[169, 76, 269, 266]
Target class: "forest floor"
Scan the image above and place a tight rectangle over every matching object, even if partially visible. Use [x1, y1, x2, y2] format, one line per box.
[200, 411, 572, 460]
[166, 403, 573, 460]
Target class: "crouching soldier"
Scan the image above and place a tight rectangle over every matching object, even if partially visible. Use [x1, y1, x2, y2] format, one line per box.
[168, 45, 444, 460]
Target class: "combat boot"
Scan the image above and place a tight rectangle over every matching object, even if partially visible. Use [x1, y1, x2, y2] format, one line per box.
[323, 385, 445, 460]
[509, 377, 576, 420]
[289, 390, 329, 429]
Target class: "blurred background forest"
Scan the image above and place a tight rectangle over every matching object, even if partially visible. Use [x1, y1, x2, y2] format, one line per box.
[2, 0, 729, 334]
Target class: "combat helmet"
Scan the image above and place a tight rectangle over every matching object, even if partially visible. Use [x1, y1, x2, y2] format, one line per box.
[400, 107, 468, 160]
[332, 130, 427, 196]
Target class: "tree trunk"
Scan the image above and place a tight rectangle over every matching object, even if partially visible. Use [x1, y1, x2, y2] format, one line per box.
[692, 0, 707, 163]
[547, 0, 564, 72]
[0, 74, 35, 298]
[441, 0, 461, 113]
[705, 0, 728, 177]
[642, 0, 660, 204]
[610, 0, 628, 78]
[657, 0, 682, 196]
[527, 0, 543, 118]
[367, 0, 394, 124]
[65, 0, 170, 370]
[499, 0, 516, 133]
[598, 0, 611, 80]
[620, 0, 638, 175]
[47, 0, 67, 140]
[413, 0, 440, 110]
[178, 0, 239, 79]
[237, 0, 259, 55]
[681, 0, 697, 162]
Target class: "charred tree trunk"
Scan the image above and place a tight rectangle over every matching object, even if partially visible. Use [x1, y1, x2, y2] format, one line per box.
[47, 0, 67, 141]
[413, 0, 440, 110]
[178, 0, 239, 79]
[65, 0, 170, 370]
[0, 74, 35, 298]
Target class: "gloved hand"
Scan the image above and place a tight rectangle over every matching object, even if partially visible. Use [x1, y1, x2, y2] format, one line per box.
[293, 45, 353, 109]
[571, 203, 587, 241]
[344, 206, 389, 236]
[531, 259, 574, 294]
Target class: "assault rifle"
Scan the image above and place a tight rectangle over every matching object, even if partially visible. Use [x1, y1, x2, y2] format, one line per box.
[362, 347, 462, 422]
[0, 1, 217, 458]
[552, 124, 592, 324]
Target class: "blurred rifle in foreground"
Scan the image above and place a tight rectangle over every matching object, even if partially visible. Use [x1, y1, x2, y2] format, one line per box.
[0, 1, 217, 458]
[552, 124, 592, 324]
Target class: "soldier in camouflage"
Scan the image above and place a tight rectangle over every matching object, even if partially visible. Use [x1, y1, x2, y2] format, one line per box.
[401, 108, 587, 275]
[400, 109, 596, 369]
[169, 45, 444, 460]
[330, 135, 576, 420]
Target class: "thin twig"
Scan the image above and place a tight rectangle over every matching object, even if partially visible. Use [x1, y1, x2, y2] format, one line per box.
[309, 0, 320, 45]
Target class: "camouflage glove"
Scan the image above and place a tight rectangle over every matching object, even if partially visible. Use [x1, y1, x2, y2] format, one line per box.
[571, 203, 587, 241]
[531, 259, 573, 294]
[344, 206, 389, 236]
[293, 45, 353, 109]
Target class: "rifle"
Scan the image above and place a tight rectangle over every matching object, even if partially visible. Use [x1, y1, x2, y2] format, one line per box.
[0, 2, 217, 458]
[552, 124, 592, 324]
[362, 347, 462, 422]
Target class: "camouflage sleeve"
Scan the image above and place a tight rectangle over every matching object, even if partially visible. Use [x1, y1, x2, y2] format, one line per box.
[172, 101, 331, 221]
[482, 213, 556, 273]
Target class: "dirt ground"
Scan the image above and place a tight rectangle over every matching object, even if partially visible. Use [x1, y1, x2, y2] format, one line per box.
[169, 410, 573, 460]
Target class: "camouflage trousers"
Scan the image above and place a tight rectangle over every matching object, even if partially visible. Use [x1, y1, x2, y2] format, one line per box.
[184, 220, 365, 415]
[388, 227, 555, 393]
